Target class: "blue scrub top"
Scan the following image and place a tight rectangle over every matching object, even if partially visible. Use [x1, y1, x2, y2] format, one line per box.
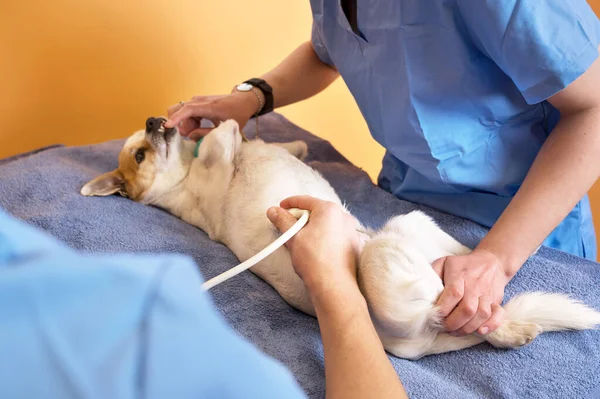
[0, 209, 306, 399]
[310, 0, 599, 260]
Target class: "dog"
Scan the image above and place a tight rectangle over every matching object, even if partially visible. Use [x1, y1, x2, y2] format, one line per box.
[81, 117, 600, 359]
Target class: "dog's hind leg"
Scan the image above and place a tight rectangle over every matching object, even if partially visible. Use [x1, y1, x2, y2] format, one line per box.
[425, 333, 485, 356]
[382, 332, 484, 360]
[272, 141, 308, 160]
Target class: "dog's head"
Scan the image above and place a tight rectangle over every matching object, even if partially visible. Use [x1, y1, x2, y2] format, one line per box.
[81, 116, 192, 203]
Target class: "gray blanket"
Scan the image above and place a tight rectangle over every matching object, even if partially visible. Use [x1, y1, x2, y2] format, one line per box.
[1, 113, 599, 398]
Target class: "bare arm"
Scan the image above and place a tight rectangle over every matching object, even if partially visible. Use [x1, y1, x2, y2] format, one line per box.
[434, 50, 600, 337]
[267, 197, 408, 399]
[478, 53, 600, 275]
[165, 41, 339, 139]
[261, 41, 339, 108]
[310, 284, 408, 399]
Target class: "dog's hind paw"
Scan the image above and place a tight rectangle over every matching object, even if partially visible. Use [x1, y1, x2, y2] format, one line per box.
[485, 321, 542, 349]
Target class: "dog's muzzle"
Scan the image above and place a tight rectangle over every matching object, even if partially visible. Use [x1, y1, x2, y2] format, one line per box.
[145, 116, 176, 143]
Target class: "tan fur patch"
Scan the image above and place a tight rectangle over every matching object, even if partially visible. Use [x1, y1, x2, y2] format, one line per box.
[117, 135, 157, 201]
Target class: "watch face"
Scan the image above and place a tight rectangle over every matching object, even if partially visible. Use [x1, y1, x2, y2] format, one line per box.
[237, 83, 253, 92]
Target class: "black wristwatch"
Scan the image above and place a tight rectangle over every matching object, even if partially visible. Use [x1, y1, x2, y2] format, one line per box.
[235, 78, 274, 117]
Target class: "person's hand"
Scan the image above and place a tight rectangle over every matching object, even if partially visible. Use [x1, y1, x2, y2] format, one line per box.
[266, 196, 361, 295]
[432, 249, 511, 336]
[164, 92, 260, 141]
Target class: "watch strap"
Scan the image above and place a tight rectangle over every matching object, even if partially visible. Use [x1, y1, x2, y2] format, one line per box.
[243, 78, 274, 116]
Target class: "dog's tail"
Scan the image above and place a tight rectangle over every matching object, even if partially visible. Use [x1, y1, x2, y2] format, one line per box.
[503, 292, 600, 332]
[480, 292, 600, 350]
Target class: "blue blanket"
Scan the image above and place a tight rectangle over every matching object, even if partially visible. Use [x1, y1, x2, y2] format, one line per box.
[1, 113, 599, 398]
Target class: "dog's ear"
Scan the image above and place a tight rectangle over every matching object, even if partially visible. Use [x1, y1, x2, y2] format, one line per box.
[80, 170, 124, 197]
[197, 119, 242, 169]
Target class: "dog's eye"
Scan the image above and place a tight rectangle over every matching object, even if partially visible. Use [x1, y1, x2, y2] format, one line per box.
[135, 149, 145, 164]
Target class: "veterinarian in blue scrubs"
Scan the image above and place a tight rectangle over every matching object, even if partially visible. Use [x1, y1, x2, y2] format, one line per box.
[167, 1, 600, 338]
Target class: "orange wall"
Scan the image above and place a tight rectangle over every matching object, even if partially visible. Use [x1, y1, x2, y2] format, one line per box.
[0, 1, 599, 258]
[588, 0, 600, 258]
[0, 1, 379, 176]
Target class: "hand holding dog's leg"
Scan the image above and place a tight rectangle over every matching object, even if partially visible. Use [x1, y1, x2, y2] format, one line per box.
[433, 250, 508, 336]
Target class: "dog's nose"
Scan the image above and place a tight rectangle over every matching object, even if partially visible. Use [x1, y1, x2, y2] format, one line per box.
[145, 117, 165, 133]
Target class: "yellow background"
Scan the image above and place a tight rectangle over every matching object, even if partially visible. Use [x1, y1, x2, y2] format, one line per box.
[1, 0, 599, 256]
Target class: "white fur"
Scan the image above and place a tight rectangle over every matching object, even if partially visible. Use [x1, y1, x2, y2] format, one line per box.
[143, 120, 340, 315]
[359, 212, 600, 359]
[88, 119, 600, 358]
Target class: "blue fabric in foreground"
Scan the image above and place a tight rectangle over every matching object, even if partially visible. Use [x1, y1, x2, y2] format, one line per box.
[0, 208, 306, 398]
[0, 113, 599, 398]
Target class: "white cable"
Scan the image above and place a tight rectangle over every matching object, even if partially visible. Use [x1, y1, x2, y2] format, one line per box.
[201, 208, 310, 291]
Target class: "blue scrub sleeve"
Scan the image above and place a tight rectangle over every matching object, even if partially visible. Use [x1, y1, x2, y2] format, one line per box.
[311, 21, 335, 66]
[457, 0, 600, 104]
[0, 209, 307, 399]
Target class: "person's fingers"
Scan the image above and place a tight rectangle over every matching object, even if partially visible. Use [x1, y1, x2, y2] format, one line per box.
[165, 103, 215, 128]
[167, 102, 184, 118]
[188, 118, 223, 140]
[189, 128, 215, 141]
[444, 293, 479, 333]
[456, 296, 493, 335]
[280, 195, 322, 212]
[478, 303, 505, 335]
[431, 257, 446, 279]
[494, 286, 505, 306]
[267, 207, 299, 234]
[179, 118, 199, 136]
[436, 278, 464, 318]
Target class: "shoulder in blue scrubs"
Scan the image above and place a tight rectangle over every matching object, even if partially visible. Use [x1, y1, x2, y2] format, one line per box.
[0, 208, 306, 399]
[310, 0, 600, 260]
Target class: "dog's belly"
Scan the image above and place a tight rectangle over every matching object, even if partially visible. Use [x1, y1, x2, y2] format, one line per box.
[221, 211, 316, 315]
[219, 155, 343, 315]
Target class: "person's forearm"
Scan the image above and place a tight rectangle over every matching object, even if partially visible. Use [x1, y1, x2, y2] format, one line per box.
[309, 284, 408, 399]
[261, 41, 339, 109]
[477, 107, 600, 276]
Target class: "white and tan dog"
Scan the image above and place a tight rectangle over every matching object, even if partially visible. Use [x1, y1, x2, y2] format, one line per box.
[82, 117, 600, 359]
